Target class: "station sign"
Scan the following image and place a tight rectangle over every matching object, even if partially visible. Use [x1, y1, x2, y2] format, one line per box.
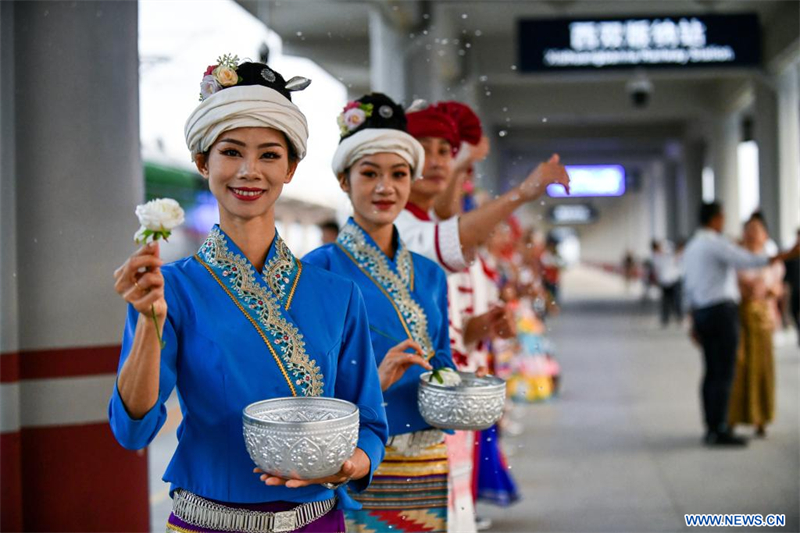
[547, 204, 598, 225]
[519, 14, 760, 71]
[547, 165, 626, 198]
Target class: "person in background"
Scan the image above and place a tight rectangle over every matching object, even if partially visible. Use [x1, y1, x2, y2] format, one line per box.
[541, 234, 564, 305]
[305, 93, 454, 533]
[652, 240, 683, 327]
[783, 228, 800, 347]
[395, 103, 570, 275]
[682, 202, 799, 447]
[319, 220, 340, 244]
[728, 213, 785, 437]
[622, 251, 638, 295]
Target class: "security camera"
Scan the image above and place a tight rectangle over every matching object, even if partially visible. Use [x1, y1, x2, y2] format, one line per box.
[626, 75, 653, 109]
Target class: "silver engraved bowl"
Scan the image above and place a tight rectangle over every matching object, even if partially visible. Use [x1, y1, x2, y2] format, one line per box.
[418, 371, 506, 431]
[243, 397, 359, 480]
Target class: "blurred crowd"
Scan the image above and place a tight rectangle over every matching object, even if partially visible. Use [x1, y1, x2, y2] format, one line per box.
[621, 206, 800, 445]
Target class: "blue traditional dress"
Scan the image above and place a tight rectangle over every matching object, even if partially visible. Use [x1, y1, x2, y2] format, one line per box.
[304, 218, 455, 533]
[108, 226, 389, 517]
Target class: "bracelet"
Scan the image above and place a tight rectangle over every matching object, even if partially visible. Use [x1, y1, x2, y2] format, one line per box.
[321, 479, 350, 490]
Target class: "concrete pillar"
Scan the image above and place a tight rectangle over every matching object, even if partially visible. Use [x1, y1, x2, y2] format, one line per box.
[753, 78, 781, 241]
[709, 112, 742, 237]
[0, 1, 148, 530]
[646, 160, 669, 244]
[369, 6, 406, 103]
[680, 140, 706, 237]
[777, 61, 800, 247]
[0, 3, 22, 530]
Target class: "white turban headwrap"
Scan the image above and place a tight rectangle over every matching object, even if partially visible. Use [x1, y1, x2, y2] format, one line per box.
[185, 85, 309, 160]
[332, 128, 425, 179]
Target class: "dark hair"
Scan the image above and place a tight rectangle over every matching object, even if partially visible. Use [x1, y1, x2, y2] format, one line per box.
[320, 221, 339, 233]
[746, 211, 767, 231]
[699, 202, 723, 226]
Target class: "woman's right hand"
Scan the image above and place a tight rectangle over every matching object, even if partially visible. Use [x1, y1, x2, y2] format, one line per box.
[378, 339, 432, 391]
[113, 242, 167, 320]
[517, 153, 571, 201]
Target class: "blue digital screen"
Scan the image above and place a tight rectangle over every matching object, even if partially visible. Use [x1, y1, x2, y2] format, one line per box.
[547, 165, 626, 198]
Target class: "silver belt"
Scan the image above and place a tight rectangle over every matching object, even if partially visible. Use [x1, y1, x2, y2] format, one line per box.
[171, 489, 336, 533]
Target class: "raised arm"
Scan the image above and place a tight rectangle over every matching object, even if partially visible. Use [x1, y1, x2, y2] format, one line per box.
[109, 243, 178, 449]
[458, 154, 570, 250]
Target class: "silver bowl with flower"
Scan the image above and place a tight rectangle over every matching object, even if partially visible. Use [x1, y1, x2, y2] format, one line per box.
[243, 397, 359, 480]
[418, 371, 506, 431]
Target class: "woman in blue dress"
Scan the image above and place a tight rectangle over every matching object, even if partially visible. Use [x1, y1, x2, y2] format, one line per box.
[109, 58, 388, 532]
[304, 93, 455, 533]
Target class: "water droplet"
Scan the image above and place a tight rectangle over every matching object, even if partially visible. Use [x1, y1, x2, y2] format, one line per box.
[458, 50, 466, 56]
[510, 64, 518, 70]
[43, 9, 49, 16]
[441, 38, 449, 45]
[475, 30, 483, 36]
[462, 13, 468, 19]
[479, 75, 488, 82]
[392, 4, 399, 10]
[423, 13, 430, 19]
[296, 31, 303, 37]
[466, 43, 472, 49]
[485, 90, 492, 96]
[438, 50, 446, 57]
[502, 107, 508, 112]
[351, 360, 357, 365]
[540, 200, 546, 205]
[423, 30, 429, 35]
[409, 33, 416, 39]
[498, 130, 507, 137]
[542, 117, 548, 123]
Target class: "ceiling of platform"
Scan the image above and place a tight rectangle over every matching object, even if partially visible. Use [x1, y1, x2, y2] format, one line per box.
[235, 0, 799, 158]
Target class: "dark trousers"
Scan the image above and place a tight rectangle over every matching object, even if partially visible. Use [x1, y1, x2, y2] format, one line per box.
[660, 282, 682, 325]
[692, 302, 740, 433]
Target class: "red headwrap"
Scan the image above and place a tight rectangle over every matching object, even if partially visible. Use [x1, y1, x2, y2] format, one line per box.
[435, 101, 482, 146]
[406, 106, 461, 154]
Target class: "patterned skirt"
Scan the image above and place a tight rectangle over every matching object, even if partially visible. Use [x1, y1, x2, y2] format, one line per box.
[729, 300, 776, 427]
[345, 442, 449, 533]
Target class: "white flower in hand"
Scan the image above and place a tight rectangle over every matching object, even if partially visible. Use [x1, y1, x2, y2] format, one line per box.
[132, 198, 184, 349]
[134, 198, 185, 245]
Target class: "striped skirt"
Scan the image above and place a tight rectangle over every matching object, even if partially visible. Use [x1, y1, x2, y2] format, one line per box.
[345, 442, 449, 533]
